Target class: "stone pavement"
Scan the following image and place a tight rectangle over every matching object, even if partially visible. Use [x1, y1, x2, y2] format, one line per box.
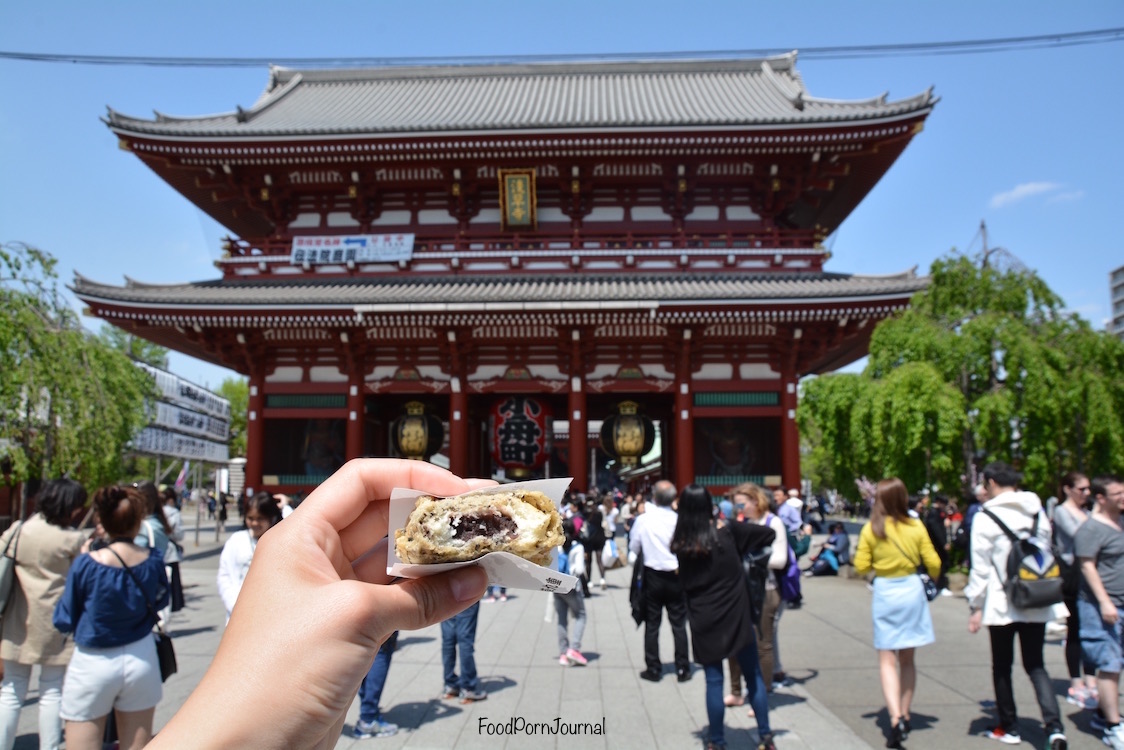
[10, 523, 1115, 749]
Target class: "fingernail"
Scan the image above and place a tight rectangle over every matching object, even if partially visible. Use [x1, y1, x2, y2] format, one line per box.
[450, 568, 486, 602]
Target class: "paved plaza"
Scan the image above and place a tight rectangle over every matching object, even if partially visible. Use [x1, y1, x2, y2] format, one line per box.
[8, 519, 1115, 749]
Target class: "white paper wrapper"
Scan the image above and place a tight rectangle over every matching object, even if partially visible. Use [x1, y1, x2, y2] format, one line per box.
[386, 477, 577, 594]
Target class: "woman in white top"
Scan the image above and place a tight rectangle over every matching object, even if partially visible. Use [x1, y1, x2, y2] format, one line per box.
[602, 497, 619, 537]
[1053, 471, 1096, 707]
[726, 482, 790, 707]
[160, 487, 186, 614]
[217, 493, 282, 621]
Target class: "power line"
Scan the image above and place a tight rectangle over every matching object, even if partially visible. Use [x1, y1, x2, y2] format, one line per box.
[1, 27, 1121, 69]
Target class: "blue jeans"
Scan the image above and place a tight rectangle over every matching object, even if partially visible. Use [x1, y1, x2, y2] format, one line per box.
[704, 638, 770, 746]
[441, 603, 480, 692]
[358, 631, 398, 723]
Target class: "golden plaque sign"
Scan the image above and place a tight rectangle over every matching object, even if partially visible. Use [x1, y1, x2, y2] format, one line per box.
[498, 168, 537, 231]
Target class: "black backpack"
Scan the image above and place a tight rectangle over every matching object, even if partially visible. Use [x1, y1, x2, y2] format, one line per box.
[981, 508, 1064, 610]
[742, 545, 772, 630]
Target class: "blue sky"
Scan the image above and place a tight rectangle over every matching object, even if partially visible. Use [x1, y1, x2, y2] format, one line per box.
[2, 1, 1122, 389]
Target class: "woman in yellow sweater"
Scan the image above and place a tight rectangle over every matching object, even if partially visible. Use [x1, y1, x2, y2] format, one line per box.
[854, 477, 941, 749]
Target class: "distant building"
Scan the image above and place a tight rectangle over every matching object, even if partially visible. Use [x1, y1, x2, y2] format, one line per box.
[1113, 264, 1124, 340]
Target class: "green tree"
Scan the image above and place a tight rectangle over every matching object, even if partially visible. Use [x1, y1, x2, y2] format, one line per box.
[218, 377, 248, 458]
[100, 324, 169, 368]
[0, 242, 154, 489]
[799, 252, 1124, 500]
[798, 372, 869, 494]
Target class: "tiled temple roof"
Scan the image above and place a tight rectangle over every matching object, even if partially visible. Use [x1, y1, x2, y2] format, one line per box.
[72, 269, 927, 310]
[105, 54, 935, 138]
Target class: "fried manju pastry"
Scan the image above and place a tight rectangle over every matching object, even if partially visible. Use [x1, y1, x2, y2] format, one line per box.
[394, 488, 564, 566]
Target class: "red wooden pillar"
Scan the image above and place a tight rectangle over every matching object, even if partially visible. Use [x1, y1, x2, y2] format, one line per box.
[781, 370, 801, 491]
[449, 378, 468, 477]
[673, 329, 694, 490]
[568, 329, 587, 492]
[569, 381, 588, 493]
[345, 359, 364, 460]
[244, 368, 265, 498]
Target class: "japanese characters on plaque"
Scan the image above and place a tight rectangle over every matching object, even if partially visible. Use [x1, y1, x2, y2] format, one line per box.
[497, 169, 537, 231]
[290, 234, 415, 265]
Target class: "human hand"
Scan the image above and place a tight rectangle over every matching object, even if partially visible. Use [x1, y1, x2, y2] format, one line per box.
[968, 609, 983, 634]
[1101, 599, 1119, 625]
[150, 459, 490, 750]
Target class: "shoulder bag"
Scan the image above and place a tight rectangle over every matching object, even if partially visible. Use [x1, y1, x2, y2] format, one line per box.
[0, 522, 24, 616]
[106, 547, 177, 681]
[629, 548, 646, 628]
[887, 531, 939, 602]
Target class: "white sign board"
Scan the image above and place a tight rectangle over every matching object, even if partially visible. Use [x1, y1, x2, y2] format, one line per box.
[291, 234, 415, 265]
[133, 426, 230, 463]
[152, 402, 230, 442]
[136, 363, 230, 419]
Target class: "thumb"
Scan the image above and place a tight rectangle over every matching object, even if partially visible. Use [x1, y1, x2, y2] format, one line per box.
[372, 566, 488, 636]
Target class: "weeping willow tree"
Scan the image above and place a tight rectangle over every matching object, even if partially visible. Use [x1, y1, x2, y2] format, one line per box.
[799, 253, 1124, 501]
[1, 242, 154, 490]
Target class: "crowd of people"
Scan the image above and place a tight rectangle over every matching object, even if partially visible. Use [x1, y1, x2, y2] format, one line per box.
[847, 464, 1124, 750]
[2, 461, 1122, 750]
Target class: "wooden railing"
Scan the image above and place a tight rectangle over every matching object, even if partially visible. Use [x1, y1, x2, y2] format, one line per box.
[217, 229, 827, 278]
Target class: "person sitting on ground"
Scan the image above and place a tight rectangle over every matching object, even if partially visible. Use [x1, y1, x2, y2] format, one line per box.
[806, 522, 851, 576]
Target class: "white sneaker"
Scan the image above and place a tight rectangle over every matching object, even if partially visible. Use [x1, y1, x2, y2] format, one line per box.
[1104, 722, 1124, 750]
[939, 588, 954, 597]
[981, 727, 1021, 744]
[599, 578, 606, 590]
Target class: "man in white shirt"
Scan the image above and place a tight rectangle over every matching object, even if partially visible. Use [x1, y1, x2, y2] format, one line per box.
[965, 461, 1067, 750]
[628, 480, 690, 683]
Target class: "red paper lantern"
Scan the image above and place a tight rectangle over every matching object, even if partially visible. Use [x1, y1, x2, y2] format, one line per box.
[490, 396, 551, 479]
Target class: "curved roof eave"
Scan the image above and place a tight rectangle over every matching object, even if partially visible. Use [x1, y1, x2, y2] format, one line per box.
[103, 55, 935, 140]
[69, 270, 929, 313]
[105, 105, 935, 143]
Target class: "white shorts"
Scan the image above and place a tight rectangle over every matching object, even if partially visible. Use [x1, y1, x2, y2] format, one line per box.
[60, 635, 162, 721]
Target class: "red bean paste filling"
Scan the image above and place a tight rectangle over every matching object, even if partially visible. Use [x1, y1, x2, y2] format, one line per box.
[450, 510, 518, 541]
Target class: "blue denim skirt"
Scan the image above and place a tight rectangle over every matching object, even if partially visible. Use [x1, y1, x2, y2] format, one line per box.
[872, 575, 935, 650]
